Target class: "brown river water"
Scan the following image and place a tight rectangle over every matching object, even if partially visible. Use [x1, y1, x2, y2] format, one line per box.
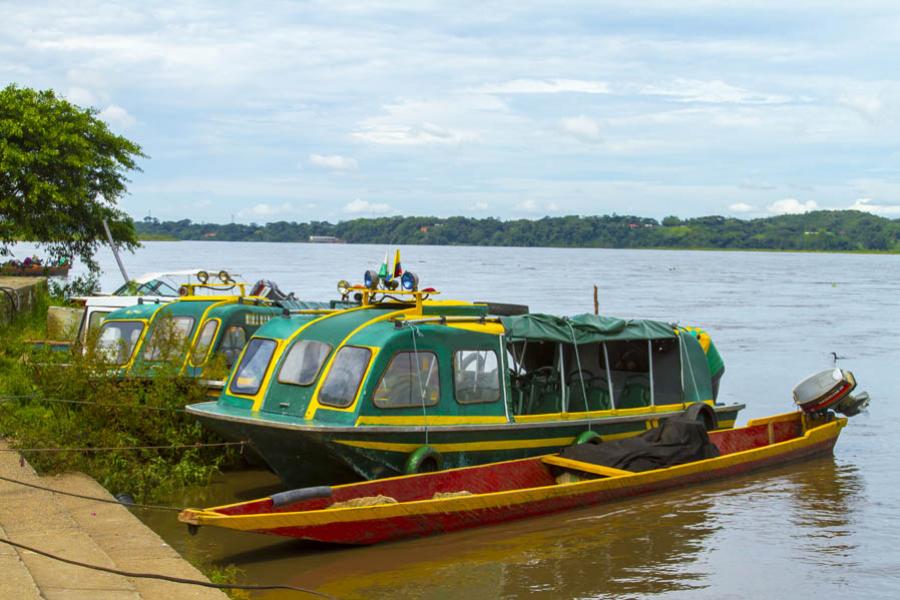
[68, 243, 900, 598]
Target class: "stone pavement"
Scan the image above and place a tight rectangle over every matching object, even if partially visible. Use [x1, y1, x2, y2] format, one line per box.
[0, 441, 228, 600]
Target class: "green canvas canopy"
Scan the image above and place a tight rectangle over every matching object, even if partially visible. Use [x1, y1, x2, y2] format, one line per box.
[499, 313, 676, 344]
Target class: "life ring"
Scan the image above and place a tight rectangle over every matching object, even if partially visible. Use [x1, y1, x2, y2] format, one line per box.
[683, 402, 718, 431]
[404, 445, 443, 474]
[178, 285, 189, 296]
[574, 430, 601, 445]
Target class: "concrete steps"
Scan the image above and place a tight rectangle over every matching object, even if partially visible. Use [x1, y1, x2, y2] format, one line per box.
[0, 442, 227, 600]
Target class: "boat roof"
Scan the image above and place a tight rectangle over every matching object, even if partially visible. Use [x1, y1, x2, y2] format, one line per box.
[500, 313, 677, 344]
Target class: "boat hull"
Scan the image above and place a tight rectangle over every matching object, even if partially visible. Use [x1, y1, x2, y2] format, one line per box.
[181, 412, 844, 545]
[189, 402, 744, 486]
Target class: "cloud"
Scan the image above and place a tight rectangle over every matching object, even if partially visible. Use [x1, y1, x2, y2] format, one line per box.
[640, 79, 789, 105]
[728, 202, 755, 213]
[308, 154, 358, 170]
[849, 198, 900, 215]
[238, 202, 297, 218]
[469, 201, 489, 211]
[838, 93, 885, 123]
[343, 198, 393, 214]
[767, 198, 818, 214]
[65, 87, 99, 107]
[475, 79, 610, 95]
[516, 199, 559, 213]
[98, 104, 136, 128]
[560, 115, 601, 143]
[354, 120, 475, 146]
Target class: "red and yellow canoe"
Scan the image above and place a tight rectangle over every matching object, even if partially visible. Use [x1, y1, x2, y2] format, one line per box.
[179, 411, 846, 545]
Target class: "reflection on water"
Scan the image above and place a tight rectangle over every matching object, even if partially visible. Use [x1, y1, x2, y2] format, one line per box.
[45, 242, 899, 598]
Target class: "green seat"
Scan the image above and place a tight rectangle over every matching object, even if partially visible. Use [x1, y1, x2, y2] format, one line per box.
[618, 375, 651, 408]
[567, 376, 611, 412]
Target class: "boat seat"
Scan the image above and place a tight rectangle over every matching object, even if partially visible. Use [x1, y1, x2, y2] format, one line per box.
[567, 374, 611, 412]
[618, 375, 651, 409]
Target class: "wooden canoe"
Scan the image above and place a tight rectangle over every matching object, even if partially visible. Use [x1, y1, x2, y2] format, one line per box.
[179, 411, 846, 545]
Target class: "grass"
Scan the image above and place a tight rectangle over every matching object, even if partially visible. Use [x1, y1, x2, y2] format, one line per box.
[0, 290, 246, 502]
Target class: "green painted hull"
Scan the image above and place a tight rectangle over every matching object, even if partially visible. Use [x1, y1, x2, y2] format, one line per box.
[188, 402, 744, 487]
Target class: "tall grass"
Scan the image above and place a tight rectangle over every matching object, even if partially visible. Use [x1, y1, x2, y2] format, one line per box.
[0, 291, 245, 502]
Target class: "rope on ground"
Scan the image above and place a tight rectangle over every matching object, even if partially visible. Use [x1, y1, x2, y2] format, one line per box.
[0, 536, 334, 598]
[0, 393, 192, 413]
[1, 440, 247, 454]
[0, 473, 184, 512]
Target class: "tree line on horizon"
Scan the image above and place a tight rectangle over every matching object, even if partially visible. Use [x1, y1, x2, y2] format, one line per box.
[135, 210, 900, 252]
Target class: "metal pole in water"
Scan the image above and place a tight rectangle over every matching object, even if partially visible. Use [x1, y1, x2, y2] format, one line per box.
[102, 218, 130, 284]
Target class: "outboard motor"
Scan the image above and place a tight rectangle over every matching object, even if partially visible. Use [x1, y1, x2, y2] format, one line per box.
[793, 368, 869, 417]
[250, 279, 296, 301]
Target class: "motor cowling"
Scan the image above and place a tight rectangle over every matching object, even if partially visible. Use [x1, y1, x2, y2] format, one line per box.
[793, 368, 869, 417]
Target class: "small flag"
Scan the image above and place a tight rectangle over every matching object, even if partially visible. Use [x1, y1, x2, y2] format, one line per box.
[378, 251, 389, 280]
[392, 249, 402, 278]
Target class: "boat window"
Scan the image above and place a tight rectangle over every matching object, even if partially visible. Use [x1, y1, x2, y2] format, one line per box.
[320, 346, 372, 408]
[374, 351, 441, 408]
[507, 340, 563, 415]
[220, 326, 248, 367]
[96, 321, 144, 365]
[190, 319, 220, 366]
[229, 338, 276, 396]
[561, 343, 610, 412]
[143, 316, 195, 361]
[278, 340, 332, 386]
[454, 350, 500, 404]
[651, 338, 682, 405]
[605, 341, 652, 409]
[87, 310, 110, 334]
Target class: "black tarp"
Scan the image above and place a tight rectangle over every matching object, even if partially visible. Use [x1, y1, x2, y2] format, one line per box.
[559, 417, 720, 472]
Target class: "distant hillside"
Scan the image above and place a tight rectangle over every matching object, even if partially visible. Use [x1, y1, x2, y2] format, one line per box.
[135, 210, 900, 252]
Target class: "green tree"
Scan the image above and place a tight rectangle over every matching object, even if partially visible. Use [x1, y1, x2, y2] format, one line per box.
[0, 85, 146, 270]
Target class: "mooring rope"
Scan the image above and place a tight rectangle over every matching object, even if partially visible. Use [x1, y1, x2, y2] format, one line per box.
[0, 393, 191, 413]
[0, 536, 334, 598]
[408, 324, 429, 445]
[0, 440, 247, 454]
[0, 474, 185, 512]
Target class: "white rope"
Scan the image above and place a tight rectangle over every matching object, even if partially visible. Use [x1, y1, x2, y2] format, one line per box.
[409, 324, 429, 445]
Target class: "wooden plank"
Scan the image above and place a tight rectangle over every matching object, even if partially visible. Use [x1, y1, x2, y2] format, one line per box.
[541, 455, 633, 478]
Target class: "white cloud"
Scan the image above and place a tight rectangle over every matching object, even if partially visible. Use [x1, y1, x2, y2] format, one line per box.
[98, 104, 136, 128]
[767, 198, 818, 214]
[65, 87, 99, 107]
[238, 202, 296, 218]
[308, 154, 358, 170]
[469, 201, 489, 211]
[838, 93, 885, 123]
[516, 199, 559, 213]
[343, 198, 393, 214]
[545, 202, 560, 212]
[640, 79, 789, 105]
[354, 120, 475, 146]
[849, 198, 900, 215]
[560, 115, 601, 143]
[729, 202, 755, 213]
[475, 78, 610, 95]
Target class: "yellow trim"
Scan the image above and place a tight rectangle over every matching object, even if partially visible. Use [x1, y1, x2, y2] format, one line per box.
[541, 455, 633, 477]
[99, 317, 152, 370]
[513, 401, 694, 423]
[354, 415, 509, 426]
[181, 298, 232, 373]
[306, 309, 410, 418]
[332, 429, 638, 453]
[183, 413, 846, 532]
[188, 317, 221, 368]
[444, 322, 506, 335]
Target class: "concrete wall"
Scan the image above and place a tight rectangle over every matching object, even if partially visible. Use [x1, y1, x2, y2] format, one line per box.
[0, 276, 48, 323]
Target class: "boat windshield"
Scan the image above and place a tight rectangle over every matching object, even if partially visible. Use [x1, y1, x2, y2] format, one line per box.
[113, 279, 180, 297]
[319, 346, 371, 408]
[96, 321, 144, 365]
[143, 316, 195, 361]
[230, 338, 277, 396]
[277, 340, 332, 386]
[190, 319, 220, 366]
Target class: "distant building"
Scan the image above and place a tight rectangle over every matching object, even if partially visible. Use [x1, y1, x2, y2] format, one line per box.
[309, 235, 344, 244]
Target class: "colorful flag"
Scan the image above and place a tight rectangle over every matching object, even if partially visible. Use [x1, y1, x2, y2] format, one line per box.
[392, 249, 402, 278]
[378, 251, 389, 279]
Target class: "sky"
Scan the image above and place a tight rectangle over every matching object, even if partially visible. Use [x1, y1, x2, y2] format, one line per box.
[3, 0, 900, 223]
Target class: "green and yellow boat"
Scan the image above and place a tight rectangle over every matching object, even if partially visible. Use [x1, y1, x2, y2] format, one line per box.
[187, 268, 744, 487]
[96, 278, 340, 392]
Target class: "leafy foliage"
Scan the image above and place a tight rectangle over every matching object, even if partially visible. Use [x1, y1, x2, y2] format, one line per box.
[136, 210, 900, 252]
[0, 85, 145, 270]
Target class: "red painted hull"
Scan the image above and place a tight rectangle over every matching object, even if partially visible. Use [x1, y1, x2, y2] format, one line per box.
[181, 413, 845, 545]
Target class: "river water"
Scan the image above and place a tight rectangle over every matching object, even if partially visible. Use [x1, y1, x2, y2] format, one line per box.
[58, 243, 900, 598]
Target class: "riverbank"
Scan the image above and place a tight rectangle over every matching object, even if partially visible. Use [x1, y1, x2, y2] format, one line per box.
[0, 440, 228, 599]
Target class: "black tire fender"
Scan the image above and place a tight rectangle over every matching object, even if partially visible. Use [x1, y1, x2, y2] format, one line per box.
[404, 445, 443, 474]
